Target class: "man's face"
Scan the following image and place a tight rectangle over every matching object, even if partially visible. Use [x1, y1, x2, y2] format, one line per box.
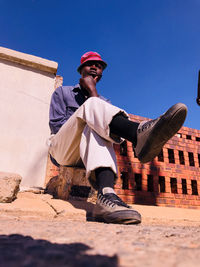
[80, 61, 103, 82]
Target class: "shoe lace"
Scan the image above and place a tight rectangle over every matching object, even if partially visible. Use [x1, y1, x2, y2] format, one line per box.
[99, 193, 130, 208]
[139, 119, 156, 133]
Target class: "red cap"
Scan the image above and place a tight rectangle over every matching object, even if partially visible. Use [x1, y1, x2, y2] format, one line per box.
[77, 51, 107, 73]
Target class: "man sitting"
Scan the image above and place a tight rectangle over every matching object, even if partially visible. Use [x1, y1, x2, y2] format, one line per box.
[49, 51, 187, 224]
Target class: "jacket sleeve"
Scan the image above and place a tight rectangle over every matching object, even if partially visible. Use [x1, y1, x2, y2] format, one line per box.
[49, 87, 68, 134]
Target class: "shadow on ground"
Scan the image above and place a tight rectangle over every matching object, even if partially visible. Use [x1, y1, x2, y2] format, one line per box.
[0, 234, 118, 267]
[68, 199, 95, 220]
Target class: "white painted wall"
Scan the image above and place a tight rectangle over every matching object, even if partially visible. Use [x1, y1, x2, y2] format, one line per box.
[0, 47, 58, 188]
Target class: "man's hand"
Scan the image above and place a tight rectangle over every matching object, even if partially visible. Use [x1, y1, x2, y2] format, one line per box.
[80, 76, 99, 97]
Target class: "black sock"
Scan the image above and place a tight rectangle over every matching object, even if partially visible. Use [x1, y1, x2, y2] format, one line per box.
[109, 114, 139, 147]
[95, 167, 115, 195]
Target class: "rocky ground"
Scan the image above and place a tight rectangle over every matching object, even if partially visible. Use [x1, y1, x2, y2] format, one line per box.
[0, 192, 200, 267]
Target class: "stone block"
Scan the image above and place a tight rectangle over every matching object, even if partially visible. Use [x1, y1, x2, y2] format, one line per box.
[0, 172, 22, 203]
[45, 166, 91, 201]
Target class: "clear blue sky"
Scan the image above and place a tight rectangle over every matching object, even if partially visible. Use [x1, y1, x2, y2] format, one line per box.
[1, 0, 200, 129]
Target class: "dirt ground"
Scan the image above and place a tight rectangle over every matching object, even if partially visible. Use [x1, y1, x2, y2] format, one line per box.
[0, 192, 200, 267]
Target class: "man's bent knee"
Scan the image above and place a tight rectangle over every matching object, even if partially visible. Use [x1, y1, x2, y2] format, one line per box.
[82, 97, 110, 115]
[84, 96, 107, 107]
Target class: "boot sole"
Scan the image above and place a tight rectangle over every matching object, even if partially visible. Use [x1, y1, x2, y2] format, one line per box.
[93, 210, 142, 225]
[138, 103, 187, 163]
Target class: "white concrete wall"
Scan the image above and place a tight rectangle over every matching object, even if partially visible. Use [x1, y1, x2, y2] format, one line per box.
[0, 47, 58, 189]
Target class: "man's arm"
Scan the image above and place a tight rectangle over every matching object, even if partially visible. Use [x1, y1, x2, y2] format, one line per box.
[80, 76, 111, 104]
[79, 76, 99, 97]
[49, 86, 68, 134]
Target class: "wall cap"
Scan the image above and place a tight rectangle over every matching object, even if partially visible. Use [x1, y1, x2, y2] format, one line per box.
[0, 46, 58, 74]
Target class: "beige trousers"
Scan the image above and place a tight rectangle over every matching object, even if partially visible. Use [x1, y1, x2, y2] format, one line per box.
[49, 97, 128, 189]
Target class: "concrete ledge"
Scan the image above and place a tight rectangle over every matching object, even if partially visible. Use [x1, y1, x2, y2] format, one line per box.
[0, 46, 58, 74]
[1, 192, 200, 226]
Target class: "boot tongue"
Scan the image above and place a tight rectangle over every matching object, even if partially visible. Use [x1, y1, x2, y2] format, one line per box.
[102, 187, 116, 195]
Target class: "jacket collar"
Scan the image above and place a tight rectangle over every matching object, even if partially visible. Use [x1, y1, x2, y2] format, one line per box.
[71, 83, 81, 91]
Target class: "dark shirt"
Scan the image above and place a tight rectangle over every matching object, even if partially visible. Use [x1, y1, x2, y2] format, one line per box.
[49, 84, 110, 134]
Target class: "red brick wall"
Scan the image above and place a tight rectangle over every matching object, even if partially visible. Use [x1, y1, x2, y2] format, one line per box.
[114, 114, 200, 209]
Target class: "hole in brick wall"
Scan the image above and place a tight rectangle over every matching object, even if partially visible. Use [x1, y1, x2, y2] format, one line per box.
[135, 173, 142, 191]
[182, 179, 187, 194]
[120, 141, 127, 156]
[191, 180, 198, 195]
[188, 152, 195, 166]
[157, 149, 164, 162]
[147, 175, 154, 192]
[170, 177, 178, 193]
[120, 172, 129, 189]
[196, 137, 200, 142]
[159, 176, 165, 193]
[198, 154, 200, 167]
[186, 135, 192, 140]
[178, 150, 185, 165]
[168, 149, 175, 164]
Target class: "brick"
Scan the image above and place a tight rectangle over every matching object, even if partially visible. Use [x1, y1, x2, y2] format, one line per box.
[156, 198, 167, 204]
